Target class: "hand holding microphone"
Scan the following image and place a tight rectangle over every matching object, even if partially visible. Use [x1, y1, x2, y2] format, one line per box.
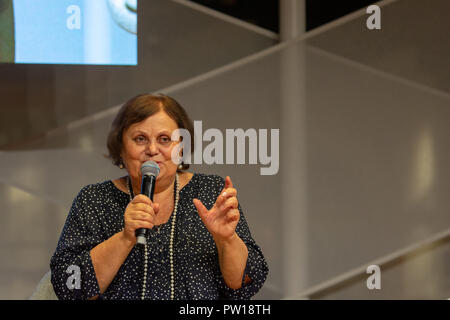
[123, 194, 160, 245]
[123, 161, 160, 246]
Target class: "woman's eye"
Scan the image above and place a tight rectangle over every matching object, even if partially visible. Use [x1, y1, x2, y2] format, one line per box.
[134, 136, 147, 143]
[159, 136, 171, 144]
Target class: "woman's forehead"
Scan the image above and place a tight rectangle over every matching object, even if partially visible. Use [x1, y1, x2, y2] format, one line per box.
[128, 111, 178, 132]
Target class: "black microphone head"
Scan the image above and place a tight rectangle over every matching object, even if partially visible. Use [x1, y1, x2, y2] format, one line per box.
[141, 161, 160, 177]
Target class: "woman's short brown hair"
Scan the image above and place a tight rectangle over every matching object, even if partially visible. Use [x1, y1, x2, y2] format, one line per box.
[106, 93, 194, 171]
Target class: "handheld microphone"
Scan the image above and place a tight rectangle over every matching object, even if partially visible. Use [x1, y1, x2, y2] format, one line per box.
[136, 161, 160, 246]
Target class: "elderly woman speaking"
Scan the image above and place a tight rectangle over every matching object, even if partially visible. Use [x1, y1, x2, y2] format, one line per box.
[50, 94, 268, 300]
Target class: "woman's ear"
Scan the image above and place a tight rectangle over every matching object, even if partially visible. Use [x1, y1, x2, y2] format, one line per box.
[119, 148, 125, 168]
[174, 138, 184, 163]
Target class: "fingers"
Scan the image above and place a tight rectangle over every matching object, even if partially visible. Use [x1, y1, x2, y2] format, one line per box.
[225, 176, 233, 189]
[221, 196, 238, 211]
[131, 195, 159, 214]
[218, 176, 234, 197]
[216, 187, 237, 207]
[128, 210, 155, 222]
[226, 208, 240, 223]
[132, 202, 159, 214]
[126, 210, 156, 230]
[124, 195, 162, 242]
[125, 194, 160, 229]
[132, 194, 153, 206]
[130, 194, 159, 214]
[217, 195, 239, 225]
[125, 218, 154, 230]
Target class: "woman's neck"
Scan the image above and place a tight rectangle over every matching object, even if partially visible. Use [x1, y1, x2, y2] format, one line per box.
[130, 175, 176, 201]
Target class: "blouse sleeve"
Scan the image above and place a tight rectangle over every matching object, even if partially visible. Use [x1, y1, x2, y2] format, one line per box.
[50, 186, 102, 300]
[213, 177, 269, 300]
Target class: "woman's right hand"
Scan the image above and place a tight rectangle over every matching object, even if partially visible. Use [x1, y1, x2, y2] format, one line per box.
[122, 194, 159, 244]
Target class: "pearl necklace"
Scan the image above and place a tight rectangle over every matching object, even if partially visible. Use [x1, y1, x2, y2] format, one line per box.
[127, 174, 179, 300]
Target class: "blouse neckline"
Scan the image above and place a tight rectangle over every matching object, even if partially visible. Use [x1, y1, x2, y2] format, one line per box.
[109, 172, 197, 198]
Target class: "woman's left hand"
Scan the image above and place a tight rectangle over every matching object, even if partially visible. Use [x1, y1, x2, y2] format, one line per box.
[193, 176, 239, 243]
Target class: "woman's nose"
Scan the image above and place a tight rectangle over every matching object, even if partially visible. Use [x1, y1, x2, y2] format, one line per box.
[146, 140, 159, 155]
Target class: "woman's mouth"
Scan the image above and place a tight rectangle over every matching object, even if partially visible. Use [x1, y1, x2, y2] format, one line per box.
[142, 160, 162, 165]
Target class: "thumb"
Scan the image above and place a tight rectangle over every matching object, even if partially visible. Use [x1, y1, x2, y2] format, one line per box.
[193, 198, 209, 218]
[151, 202, 160, 214]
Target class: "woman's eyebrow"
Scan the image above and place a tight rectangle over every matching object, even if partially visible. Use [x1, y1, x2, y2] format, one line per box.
[131, 129, 172, 135]
[130, 129, 148, 136]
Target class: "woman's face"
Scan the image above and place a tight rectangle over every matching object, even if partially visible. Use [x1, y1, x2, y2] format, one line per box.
[121, 110, 181, 188]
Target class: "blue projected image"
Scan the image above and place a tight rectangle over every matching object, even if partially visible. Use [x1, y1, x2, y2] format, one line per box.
[0, 0, 137, 65]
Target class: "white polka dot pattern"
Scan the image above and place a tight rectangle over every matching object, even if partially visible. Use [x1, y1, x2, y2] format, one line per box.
[50, 173, 269, 300]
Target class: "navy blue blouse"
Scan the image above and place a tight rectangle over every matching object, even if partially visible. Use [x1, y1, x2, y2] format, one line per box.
[50, 173, 268, 300]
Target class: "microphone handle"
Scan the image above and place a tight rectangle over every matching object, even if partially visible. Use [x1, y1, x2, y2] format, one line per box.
[136, 174, 156, 246]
